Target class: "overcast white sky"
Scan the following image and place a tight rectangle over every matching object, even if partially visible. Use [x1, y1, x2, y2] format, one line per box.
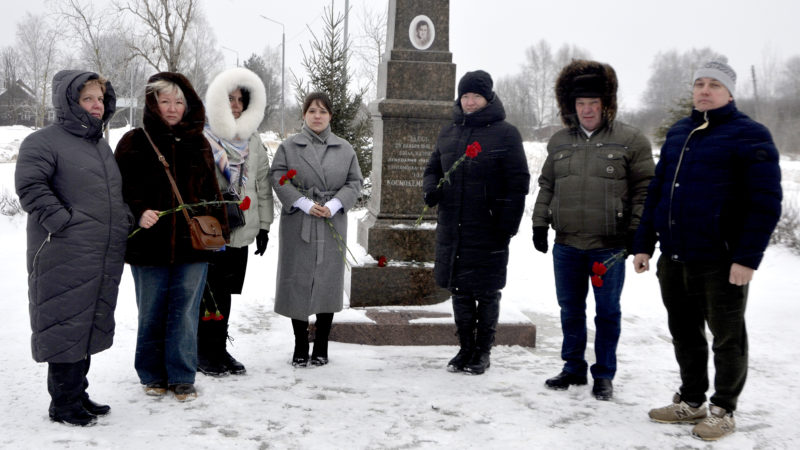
[2, 0, 799, 110]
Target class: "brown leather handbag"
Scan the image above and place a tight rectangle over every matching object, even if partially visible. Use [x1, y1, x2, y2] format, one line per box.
[143, 129, 226, 251]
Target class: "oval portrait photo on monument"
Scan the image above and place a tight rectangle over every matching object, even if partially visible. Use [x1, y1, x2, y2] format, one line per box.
[409, 15, 434, 50]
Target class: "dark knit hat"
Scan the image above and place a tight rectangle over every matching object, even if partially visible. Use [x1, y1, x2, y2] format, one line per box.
[571, 73, 604, 99]
[457, 70, 494, 100]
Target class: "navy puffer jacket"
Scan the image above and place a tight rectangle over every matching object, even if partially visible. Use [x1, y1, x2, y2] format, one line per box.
[633, 101, 782, 269]
[423, 95, 530, 292]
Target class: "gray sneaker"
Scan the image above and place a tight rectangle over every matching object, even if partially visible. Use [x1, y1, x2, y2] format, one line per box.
[648, 393, 707, 424]
[692, 405, 735, 441]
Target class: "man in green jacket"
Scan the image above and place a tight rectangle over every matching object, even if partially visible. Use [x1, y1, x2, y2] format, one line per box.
[532, 60, 654, 400]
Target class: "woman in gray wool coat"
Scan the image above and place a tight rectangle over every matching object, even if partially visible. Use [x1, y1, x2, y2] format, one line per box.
[15, 70, 131, 426]
[269, 92, 363, 367]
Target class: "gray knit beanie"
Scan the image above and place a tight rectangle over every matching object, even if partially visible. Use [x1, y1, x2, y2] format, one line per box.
[693, 61, 736, 96]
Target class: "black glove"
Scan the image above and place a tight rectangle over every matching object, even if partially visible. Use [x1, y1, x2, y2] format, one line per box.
[423, 189, 441, 207]
[254, 229, 269, 256]
[532, 226, 549, 253]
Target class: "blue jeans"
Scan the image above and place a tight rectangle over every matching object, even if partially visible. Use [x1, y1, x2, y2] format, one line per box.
[131, 263, 207, 385]
[552, 244, 625, 379]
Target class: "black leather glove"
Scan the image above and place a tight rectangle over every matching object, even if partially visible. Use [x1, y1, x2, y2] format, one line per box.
[423, 189, 441, 207]
[532, 226, 549, 253]
[254, 229, 269, 256]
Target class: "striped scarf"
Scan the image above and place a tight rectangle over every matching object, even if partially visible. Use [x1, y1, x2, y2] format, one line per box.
[204, 123, 250, 194]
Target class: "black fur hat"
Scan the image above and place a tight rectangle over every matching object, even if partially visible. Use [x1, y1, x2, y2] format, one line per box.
[555, 60, 618, 128]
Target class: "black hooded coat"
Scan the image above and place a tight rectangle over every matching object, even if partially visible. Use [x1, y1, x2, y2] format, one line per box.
[423, 95, 530, 292]
[15, 70, 131, 363]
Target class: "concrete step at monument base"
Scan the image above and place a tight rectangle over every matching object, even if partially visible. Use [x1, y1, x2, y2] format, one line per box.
[327, 309, 536, 347]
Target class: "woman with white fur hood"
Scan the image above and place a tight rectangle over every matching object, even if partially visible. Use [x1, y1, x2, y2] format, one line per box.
[199, 67, 274, 376]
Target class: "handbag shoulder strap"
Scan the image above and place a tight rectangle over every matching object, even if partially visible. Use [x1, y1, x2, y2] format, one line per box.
[142, 128, 193, 223]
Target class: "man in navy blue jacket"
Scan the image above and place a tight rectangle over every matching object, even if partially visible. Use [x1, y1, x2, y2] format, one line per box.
[632, 61, 782, 441]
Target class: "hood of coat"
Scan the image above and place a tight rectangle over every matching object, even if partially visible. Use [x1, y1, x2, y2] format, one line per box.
[205, 67, 266, 141]
[555, 59, 618, 129]
[52, 70, 116, 141]
[452, 93, 507, 128]
[143, 72, 206, 138]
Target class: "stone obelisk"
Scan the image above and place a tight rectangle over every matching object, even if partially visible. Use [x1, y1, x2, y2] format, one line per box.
[349, 0, 454, 307]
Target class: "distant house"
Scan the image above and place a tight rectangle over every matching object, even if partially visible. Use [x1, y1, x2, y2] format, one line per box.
[0, 79, 53, 127]
[110, 97, 143, 128]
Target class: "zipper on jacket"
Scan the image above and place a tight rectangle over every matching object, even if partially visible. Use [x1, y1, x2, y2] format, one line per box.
[667, 112, 709, 250]
[30, 233, 51, 279]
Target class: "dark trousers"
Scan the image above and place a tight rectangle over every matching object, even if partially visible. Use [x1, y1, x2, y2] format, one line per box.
[292, 313, 334, 358]
[451, 289, 501, 352]
[657, 255, 749, 412]
[47, 356, 90, 415]
[552, 244, 624, 380]
[199, 246, 248, 359]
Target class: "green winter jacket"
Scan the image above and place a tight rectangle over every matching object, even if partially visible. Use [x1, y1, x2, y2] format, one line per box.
[532, 121, 654, 250]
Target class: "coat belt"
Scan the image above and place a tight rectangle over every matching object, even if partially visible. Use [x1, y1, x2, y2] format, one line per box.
[299, 188, 338, 265]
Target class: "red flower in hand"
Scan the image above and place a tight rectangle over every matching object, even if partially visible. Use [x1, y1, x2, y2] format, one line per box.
[287, 169, 297, 179]
[465, 141, 482, 159]
[591, 275, 604, 287]
[239, 196, 251, 211]
[279, 175, 288, 185]
[377, 256, 387, 267]
[592, 261, 607, 276]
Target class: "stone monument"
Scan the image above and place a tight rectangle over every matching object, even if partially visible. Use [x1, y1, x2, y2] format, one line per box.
[349, 0, 453, 307]
[333, 0, 536, 348]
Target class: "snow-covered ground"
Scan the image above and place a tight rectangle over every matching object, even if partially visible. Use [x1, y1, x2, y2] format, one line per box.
[1, 126, 799, 449]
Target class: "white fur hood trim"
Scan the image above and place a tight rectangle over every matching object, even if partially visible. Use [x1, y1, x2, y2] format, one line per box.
[205, 67, 266, 140]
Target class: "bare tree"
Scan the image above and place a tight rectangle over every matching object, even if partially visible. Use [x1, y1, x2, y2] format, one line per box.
[179, 13, 223, 97]
[16, 12, 61, 128]
[352, 1, 387, 102]
[495, 73, 537, 140]
[1, 47, 21, 88]
[523, 40, 556, 130]
[114, 0, 197, 72]
[54, 0, 114, 74]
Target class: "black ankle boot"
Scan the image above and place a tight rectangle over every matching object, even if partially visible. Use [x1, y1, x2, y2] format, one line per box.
[81, 397, 110, 416]
[292, 319, 310, 367]
[311, 313, 333, 366]
[463, 351, 491, 375]
[223, 351, 246, 375]
[50, 404, 97, 427]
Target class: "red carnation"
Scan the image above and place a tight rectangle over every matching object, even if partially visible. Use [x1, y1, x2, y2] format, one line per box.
[465, 141, 482, 159]
[213, 313, 224, 321]
[592, 261, 607, 276]
[279, 175, 288, 186]
[591, 275, 604, 287]
[377, 256, 387, 267]
[287, 169, 297, 179]
[239, 196, 251, 211]
[201, 312, 212, 322]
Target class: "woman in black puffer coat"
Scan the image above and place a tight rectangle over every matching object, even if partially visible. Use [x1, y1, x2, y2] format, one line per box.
[423, 70, 530, 375]
[16, 70, 131, 426]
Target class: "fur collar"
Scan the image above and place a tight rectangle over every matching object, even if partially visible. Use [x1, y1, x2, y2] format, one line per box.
[205, 67, 266, 140]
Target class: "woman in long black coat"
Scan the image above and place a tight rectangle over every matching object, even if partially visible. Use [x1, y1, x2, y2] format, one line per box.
[16, 70, 131, 426]
[423, 70, 530, 375]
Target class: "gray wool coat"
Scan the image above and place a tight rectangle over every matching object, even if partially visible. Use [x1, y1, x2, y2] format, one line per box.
[15, 70, 131, 363]
[269, 126, 363, 320]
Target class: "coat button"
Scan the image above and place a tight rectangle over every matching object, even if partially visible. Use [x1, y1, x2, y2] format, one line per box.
[675, 183, 680, 188]
[617, 212, 623, 217]
[606, 166, 614, 174]
[608, 154, 614, 159]
[672, 254, 679, 260]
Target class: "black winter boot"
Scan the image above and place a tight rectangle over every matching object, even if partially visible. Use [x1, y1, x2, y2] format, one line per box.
[311, 313, 333, 366]
[197, 318, 228, 377]
[464, 291, 500, 375]
[292, 319, 310, 367]
[448, 294, 477, 372]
